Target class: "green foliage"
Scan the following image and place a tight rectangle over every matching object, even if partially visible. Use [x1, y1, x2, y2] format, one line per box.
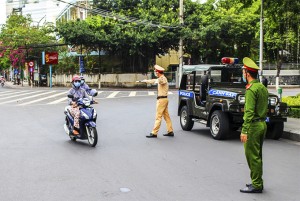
[0, 14, 56, 71]
[55, 0, 299, 72]
[282, 95, 300, 118]
[264, 0, 300, 65]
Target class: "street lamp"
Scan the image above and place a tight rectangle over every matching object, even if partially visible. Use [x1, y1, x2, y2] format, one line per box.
[178, 0, 183, 88]
[259, 0, 264, 83]
[178, 0, 209, 88]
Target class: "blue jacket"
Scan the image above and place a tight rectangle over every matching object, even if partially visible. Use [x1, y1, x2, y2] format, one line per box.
[67, 86, 90, 105]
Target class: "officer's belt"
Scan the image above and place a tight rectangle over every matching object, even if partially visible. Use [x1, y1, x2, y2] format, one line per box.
[251, 118, 266, 123]
[157, 96, 168, 100]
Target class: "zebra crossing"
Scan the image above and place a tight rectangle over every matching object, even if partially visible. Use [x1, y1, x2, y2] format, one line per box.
[0, 89, 175, 106]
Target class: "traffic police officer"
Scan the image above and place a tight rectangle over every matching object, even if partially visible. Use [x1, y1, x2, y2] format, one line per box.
[240, 57, 268, 193]
[139, 65, 174, 138]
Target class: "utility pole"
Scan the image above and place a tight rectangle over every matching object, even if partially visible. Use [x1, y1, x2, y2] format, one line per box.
[178, 0, 184, 88]
[259, 0, 264, 83]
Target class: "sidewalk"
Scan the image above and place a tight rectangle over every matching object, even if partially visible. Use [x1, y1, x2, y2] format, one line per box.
[282, 118, 300, 142]
[3, 81, 300, 142]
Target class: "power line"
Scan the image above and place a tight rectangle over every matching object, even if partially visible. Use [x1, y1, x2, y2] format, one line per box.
[56, 0, 179, 29]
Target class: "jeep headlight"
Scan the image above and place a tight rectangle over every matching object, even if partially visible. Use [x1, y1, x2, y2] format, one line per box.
[269, 97, 278, 106]
[238, 95, 245, 104]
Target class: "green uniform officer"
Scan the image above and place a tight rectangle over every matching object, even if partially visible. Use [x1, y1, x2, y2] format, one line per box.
[240, 57, 268, 193]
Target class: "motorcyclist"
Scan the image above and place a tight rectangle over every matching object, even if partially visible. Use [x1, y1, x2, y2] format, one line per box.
[67, 75, 92, 135]
[0, 76, 5, 87]
[80, 75, 97, 96]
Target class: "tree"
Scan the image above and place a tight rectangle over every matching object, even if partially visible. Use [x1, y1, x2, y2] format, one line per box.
[0, 14, 56, 83]
[57, 0, 180, 73]
[264, 0, 300, 79]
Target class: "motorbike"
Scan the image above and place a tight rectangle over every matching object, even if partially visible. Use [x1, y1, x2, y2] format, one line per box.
[0, 80, 4, 87]
[64, 93, 98, 147]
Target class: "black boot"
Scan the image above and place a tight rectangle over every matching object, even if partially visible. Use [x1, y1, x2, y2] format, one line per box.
[163, 131, 174, 137]
[146, 133, 157, 138]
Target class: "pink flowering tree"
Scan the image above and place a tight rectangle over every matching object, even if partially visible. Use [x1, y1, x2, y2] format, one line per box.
[9, 48, 26, 69]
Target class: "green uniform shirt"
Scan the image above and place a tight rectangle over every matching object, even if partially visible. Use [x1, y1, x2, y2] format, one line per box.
[242, 79, 268, 135]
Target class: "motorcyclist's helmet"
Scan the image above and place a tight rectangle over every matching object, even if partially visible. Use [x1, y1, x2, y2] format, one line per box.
[80, 75, 85, 85]
[72, 75, 81, 88]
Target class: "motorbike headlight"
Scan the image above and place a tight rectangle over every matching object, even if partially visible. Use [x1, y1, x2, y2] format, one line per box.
[238, 95, 245, 104]
[93, 110, 97, 119]
[82, 98, 91, 107]
[81, 111, 89, 119]
[269, 97, 278, 106]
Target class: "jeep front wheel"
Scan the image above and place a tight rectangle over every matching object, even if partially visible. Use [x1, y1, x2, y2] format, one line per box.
[210, 110, 229, 140]
[267, 122, 284, 140]
[180, 106, 194, 131]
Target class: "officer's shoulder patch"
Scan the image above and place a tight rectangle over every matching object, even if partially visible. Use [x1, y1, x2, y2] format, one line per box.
[246, 84, 252, 90]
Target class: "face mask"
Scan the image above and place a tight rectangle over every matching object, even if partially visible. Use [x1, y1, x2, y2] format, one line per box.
[242, 74, 246, 83]
[242, 71, 247, 83]
[74, 82, 81, 88]
[81, 80, 84, 85]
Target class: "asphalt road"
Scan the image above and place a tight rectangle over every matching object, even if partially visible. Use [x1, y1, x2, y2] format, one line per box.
[0, 88, 299, 201]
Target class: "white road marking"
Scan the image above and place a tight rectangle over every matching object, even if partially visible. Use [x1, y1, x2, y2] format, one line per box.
[0, 90, 13, 94]
[0, 91, 56, 105]
[129, 91, 136, 97]
[107, 91, 119, 98]
[0, 90, 176, 105]
[19, 91, 67, 106]
[0, 90, 42, 100]
[48, 97, 68, 104]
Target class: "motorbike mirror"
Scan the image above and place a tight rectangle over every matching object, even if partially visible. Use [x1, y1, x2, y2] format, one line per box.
[67, 94, 74, 99]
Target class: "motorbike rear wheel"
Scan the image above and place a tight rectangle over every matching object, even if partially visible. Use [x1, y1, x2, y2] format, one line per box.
[86, 126, 98, 147]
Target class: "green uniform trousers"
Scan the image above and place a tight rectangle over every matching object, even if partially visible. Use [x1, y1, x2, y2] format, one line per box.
[244, 121, 267, 189]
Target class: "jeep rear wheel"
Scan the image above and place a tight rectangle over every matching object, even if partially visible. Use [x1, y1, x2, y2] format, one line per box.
[180, 106, 194, 131]
[210, 110, 229, 140]
[267, 122, 284, 140]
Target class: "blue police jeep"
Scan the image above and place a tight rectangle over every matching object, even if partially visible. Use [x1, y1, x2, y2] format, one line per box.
[178, 59, 288, 140]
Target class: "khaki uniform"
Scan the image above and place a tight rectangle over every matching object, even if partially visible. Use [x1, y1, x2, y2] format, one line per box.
[144, 75, 173, 134]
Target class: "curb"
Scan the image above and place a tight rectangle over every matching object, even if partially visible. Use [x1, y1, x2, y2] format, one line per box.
[282, 131, 300, 142]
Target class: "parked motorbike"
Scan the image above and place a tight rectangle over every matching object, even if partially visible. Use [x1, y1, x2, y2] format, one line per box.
[64, 92, 98, 147]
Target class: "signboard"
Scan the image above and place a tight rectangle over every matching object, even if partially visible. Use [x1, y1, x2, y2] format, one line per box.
[79, 56, 85, 73]
[28, 61, 34, 72]
[45, 52, 58, 65]
[14, 69, 18, 75]
[28, 61, 34, 67]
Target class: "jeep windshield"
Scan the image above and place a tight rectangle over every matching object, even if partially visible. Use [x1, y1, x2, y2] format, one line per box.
[209, 66, 245, 88]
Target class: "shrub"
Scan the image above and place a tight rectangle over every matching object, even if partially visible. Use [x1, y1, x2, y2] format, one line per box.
[282, 95, 300, 118]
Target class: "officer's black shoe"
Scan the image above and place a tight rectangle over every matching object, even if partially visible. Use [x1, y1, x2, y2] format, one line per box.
[246, 183, 264, 190]
[240, 184, 262, 193]
[146, 133, 157, 138]
[163, 132, 174, 137]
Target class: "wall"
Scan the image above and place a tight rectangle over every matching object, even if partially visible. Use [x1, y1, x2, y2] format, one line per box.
[52, 73, 152, 88]
[263, 70, 300, 85]
[51, 70, 300, 88]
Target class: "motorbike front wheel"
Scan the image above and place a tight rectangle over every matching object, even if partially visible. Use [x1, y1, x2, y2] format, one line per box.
[86, 126, 98, 147]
